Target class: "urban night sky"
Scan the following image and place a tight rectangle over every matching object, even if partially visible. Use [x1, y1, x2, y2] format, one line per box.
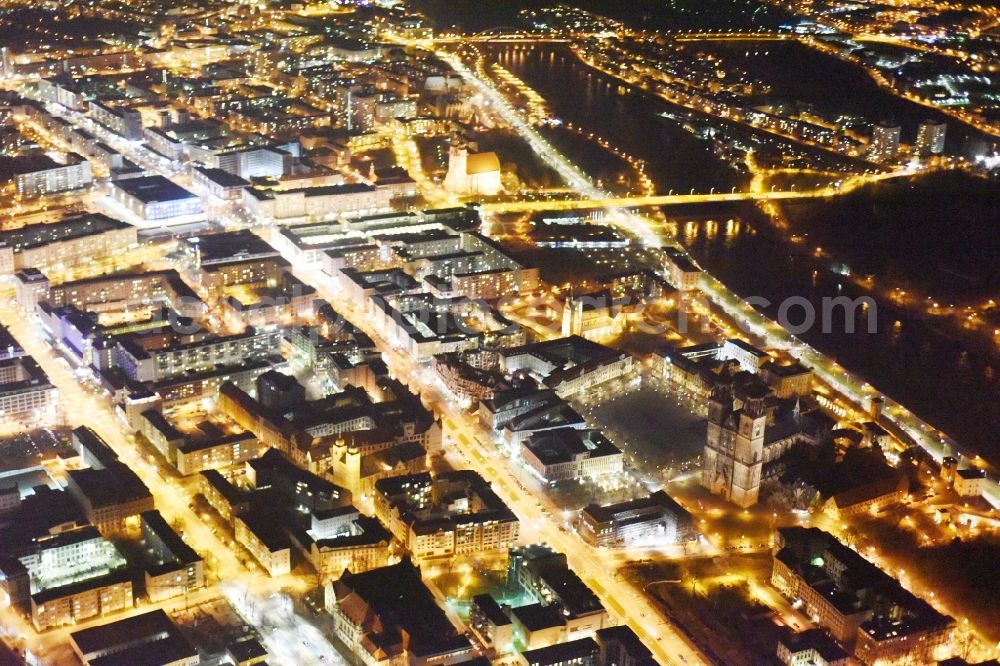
[0, 0, 998, 665]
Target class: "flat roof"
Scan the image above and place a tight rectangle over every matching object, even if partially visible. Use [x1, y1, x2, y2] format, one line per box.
[524, 428, 621, 467]
[0, 213, 130, 253]
[71, 609, 198, 666]
[194, 166, 250, 188]
[88, 636, 198, 666]
[472, 594, 511, 626]
[32, 568, 130, 604]
[521, 637, 599, 666]
[227, 638, 268, 662]
[189, 229, 279, 264]
[70, 608, 175, 655]
[237, 509, 291, 552]
[0, 154, 61, 179]
[113, 175, 198, 204]
[140, 510, 200, 564]
[68, 464, 151, 507]
[511, 603, 563, 631]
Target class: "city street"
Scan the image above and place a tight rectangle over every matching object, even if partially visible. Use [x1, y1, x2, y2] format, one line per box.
[0, 289, 338, 664]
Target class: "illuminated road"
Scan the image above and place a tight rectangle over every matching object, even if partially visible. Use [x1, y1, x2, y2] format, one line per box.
[460, 40, 984, 506]
[480, 164, 925, 212]
[0, 289, 342, 665]
[698, 275, 1000, 505]
[431, 33, 1000, 650]
[262, 248, 707, 666]
[1, 23, 991, 666]
[431, 30, 790, 44]
[438, 50, 605, 200]
[483, 188, 822, 213]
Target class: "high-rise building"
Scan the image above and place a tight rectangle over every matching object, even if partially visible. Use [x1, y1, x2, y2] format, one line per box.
[870, 122, 901, 162]
[915, 120, 947, 157]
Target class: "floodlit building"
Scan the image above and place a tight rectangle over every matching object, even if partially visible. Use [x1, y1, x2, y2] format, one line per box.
[89, 101, 143, 141]
[116, 329, 283, 384]
[761, 361, 813, 398]
[140, 510, 205, 602]
[293, 509, 392, 579]
[0, 356, 60, 427]
[0, 153, 93, 198]
[470, 594, 514, 653]
[703, 392, 825, 508]
[14, 268, 51, 313]
[521, 428, 624, 485]
[42, 269, 205, 318]
[234, 510, 292, 577]
[822, 474, 908, 520]
[721, 338, 771, 374]
[0, 213, 136, 276]
[508, 544, 610, 640]
[198, 469, 249, 522]
[17, 525, 126, 598]
[110, 175, 203, 222]
[67, 427, 154, 534]
[31, 570, 133, 631]
[579, 491, 696, 547]
[370, 292, 523, 360]
[663, 247, 702, 291]
[174, 431, 261, 477]
[953, 467, 987, 497]
[500, 336, 634, 399]
[771, 527, 953, 663]
[192, 165, 251, 200]
[218, 377, 438, 491]
[242, 183, 392, 222]
[775, 629, 851, 666]
[444, 143, 502, 196]
[559, 291, 627, 340]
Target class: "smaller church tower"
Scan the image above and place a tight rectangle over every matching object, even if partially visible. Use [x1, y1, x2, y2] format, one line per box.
[702, 386, 732, 496]
[730, 397, 767, 507]
[444, 136, 469, 193]
[561, 294, 584, 337]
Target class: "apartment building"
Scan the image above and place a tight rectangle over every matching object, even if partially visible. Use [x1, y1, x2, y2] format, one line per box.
[0, 356, 60, 426]
[140, 510, 205, 602]
[1, 153, 93, 198]
[374, 470, 519, 561]
[0, 213, 136, 275]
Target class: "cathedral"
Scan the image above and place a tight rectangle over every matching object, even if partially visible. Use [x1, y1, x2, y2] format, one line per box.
[702, 387, 827, 508]
[444, 140, 502, 196]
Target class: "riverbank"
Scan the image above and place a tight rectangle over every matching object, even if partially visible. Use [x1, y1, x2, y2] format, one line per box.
[480, 41, 1000, 467]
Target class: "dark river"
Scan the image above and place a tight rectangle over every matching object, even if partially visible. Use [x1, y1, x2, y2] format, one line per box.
[484, 43, 1000, 465]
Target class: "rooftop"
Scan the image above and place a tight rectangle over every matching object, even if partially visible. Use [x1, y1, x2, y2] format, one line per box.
[113, 175, 198, 204]
[524, 428, 622, 467]
[332, 558, 471, 659]
[190, 229, 279, 264]
[70, 609, 197, 666]
[0, 213, 130, 253]
[194, 166, 251, 189]
[521, 637, 600, 666]
[511, 603, 564, 632]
